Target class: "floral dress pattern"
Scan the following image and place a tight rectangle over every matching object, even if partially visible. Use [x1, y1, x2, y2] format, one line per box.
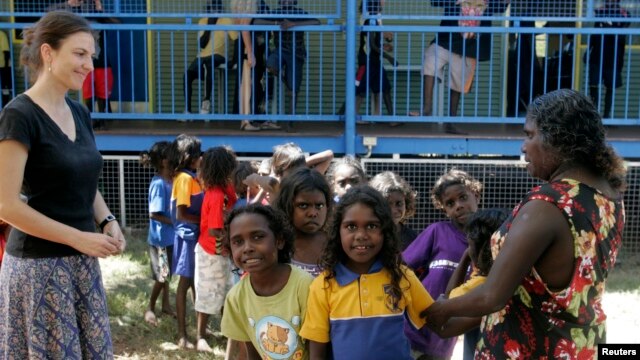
[477, 179, 624, 359]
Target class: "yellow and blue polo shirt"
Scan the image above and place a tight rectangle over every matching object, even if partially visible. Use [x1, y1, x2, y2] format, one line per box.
[300, 261, 434, 359]
[170, 169, 203, 242]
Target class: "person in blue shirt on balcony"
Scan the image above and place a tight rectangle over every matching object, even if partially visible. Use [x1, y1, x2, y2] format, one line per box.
[415, 0, 508, 134]
[183, 0, 238, 116]
[585, 0, 629, 119]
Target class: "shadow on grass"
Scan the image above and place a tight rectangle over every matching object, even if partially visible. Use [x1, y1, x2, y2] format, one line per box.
[103, 231, 226, 359]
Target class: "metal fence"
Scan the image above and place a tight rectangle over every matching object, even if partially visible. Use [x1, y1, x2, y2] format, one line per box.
[102, 155, 640, 255]
[2, 1, 640, 130]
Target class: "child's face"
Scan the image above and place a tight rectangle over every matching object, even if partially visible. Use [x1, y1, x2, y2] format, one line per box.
[228, 213, 283, 274]
[386, 190, 406, 225]
[333, 165, 364, 198]
[340, 202, 383, 274]
[293, 189, 328, 235]
[191, 155, 202, 171]
[440, 184, 479, 229]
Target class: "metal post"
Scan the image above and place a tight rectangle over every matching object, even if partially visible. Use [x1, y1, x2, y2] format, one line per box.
[344, 0, 357, 155]
[118, 158, 127, 228]
[586, 0, 595, 18]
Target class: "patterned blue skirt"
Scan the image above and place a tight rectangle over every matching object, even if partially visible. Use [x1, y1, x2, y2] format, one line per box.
[0, 253, 113, 359]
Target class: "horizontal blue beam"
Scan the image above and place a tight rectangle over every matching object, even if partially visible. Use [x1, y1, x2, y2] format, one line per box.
[357, 136, 640, 158]
[96, 133, 346, 154]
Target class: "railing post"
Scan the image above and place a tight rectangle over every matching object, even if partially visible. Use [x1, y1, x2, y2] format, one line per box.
[585, 0, 595, 18]
[344, 0, 357, 155]
[118, 158, 127, 228]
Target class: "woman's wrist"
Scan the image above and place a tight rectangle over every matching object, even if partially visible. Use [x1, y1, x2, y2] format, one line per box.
[102, 218, 120, 235]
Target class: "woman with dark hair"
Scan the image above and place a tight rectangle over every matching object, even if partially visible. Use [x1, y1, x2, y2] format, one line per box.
[424, 89, 626, 358]
[0, 11, 125, 358]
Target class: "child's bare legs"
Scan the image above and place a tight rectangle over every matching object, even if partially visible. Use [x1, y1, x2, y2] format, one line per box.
[241, 60, 252, 116]
[196, 312, 213, 352]
[449, 89, 461, 117]
[445, 89, 467, 134]
[225, 338, 248, 360]
[422, 75, 435, 116]
[160, 282, 174, 316]
[176, 276, 195, 349]
[591, 85, 614, 118]
[145, 280, 172, 326]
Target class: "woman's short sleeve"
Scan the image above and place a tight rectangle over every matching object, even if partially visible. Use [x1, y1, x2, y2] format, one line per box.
[0, 104, 34, 150]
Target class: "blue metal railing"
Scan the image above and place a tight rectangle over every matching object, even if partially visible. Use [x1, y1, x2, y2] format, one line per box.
[2, 0, 640, 155]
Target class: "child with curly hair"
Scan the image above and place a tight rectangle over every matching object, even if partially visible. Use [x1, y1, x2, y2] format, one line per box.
[369, 171, 418, 250]
[300, 186, 433, 359]
[140, 141, 175, 327]
[403, 168, 482, 359]
[195, 146, 238, 352]
[274, 167, 332, 277]
[167, 134, 203, 349]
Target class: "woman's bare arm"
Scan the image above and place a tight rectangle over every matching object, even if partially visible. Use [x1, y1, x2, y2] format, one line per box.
[0, 140, 121, 258]
[423, 200, 569, 327]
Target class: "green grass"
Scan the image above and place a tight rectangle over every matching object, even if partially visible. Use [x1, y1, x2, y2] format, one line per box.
[103, 231, 640, 358]
[101, 230, 226, 359]
[606, 252, 640, 293]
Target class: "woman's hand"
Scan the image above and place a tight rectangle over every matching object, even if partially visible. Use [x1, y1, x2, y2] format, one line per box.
[73, 230, 124, 258]
[103, 220, 126, 254]
[421, 298, 450, 330]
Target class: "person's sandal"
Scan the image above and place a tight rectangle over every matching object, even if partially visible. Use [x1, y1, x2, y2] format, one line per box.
[444, 123, 467, 135]
[261, 121, 282, 130]
[240, 121, 261, 131]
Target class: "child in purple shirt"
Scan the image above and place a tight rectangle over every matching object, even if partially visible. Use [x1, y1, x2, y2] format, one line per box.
[403, 169, 482, 359]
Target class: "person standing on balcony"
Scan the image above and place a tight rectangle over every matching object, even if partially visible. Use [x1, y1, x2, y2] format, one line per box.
[0, 11, 125, 358]
[183, 0, 238, 116]
[414, 0, 508, 134]
[585, 0, 629, 119]
[254, 0, 320, 130]
[231, 0, 262, 131]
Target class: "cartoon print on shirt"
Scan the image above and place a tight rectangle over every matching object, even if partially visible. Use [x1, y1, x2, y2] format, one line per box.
[250, 315, 301, 359]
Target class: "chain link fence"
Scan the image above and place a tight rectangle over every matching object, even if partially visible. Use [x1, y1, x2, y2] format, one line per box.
[102, 155, 640, 255]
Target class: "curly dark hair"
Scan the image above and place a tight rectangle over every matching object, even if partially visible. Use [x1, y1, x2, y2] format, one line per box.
[369, 171, 417, 221]
[167, 134, 201, 179]
[271, 143, 306, 178]
[321, 185, 406, 309]
[325, 155, 367, 187]
[200, 146, 237, 190]
[273, 167, 333, 231]
[431, 169, 483, 210]
[223, 204, 294, 265]
[233, 161, 259, 195]
[139, 141, 171, 172]
[464, 208, 508, 276]
[526, 89, 626, 191]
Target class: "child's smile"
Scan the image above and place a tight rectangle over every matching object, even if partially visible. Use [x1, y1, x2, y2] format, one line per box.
[228, 213, 283, 274]
[340, 203, 383, 274]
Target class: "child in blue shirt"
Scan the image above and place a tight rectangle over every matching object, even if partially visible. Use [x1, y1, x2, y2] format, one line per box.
[140, 141, 175, 326]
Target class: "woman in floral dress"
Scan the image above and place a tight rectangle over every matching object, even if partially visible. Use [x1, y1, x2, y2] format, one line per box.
[423, 89, 626, 359]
